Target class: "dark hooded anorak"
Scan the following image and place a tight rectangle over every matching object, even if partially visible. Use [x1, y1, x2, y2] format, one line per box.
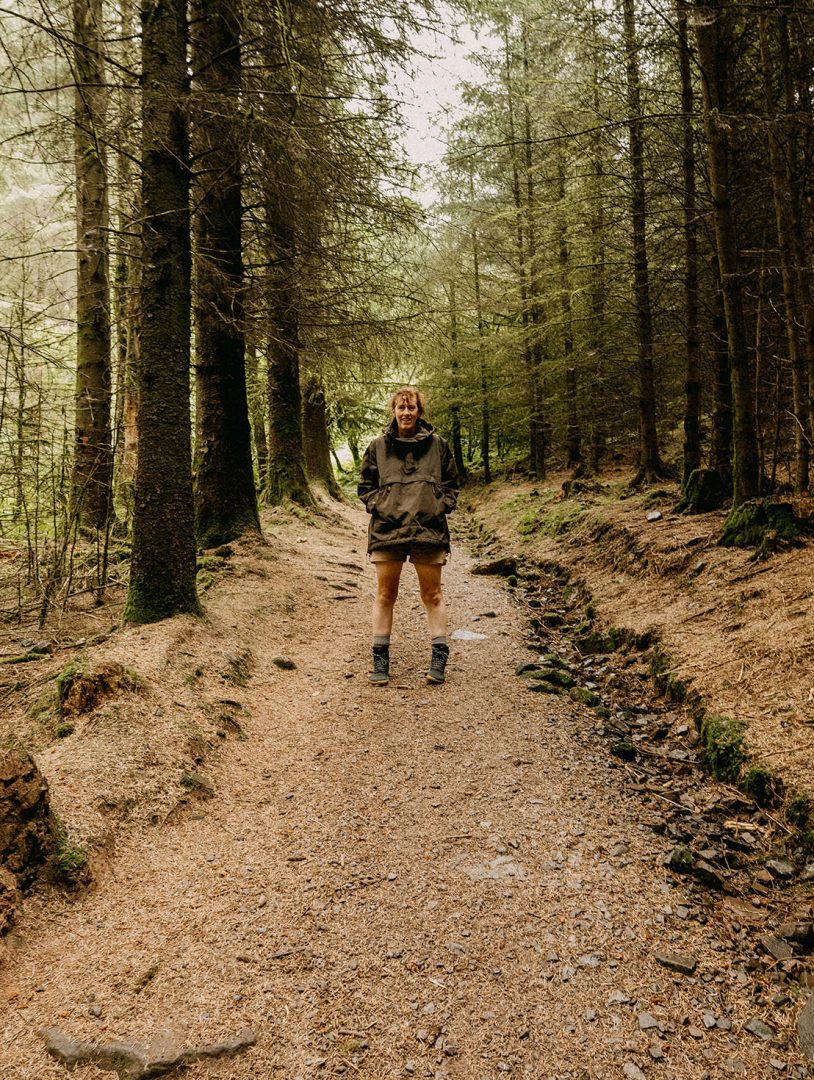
[358, 418, 459, 553]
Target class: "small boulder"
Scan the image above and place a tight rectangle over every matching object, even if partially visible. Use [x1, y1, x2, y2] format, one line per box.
[471, 557, 517, 577]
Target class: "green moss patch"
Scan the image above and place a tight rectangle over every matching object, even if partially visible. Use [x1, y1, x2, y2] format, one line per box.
[741, 764, 784, 808]
[699, 714, 745, 783]
[49, 817, 90, 890]
[719, 499, 799, 556]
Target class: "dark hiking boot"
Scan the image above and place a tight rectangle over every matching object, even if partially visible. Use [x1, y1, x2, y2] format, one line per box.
[427, 643, 450, 685]
[369, 644, 390, 686]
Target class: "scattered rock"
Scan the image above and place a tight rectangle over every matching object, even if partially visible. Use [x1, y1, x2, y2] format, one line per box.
[744, 1018, 776, 1042]
[654, 949, 698, 976]
[272, 656, 297, 670]
[638, 1012, 659, 1030]
[623, 1062, 647, 1080]
[667, 846, 694, 873]
[608, 990, 632, 1005]
[797, 993, 814, 1061]
[570, 687, 601, 707]
[451, 630, 487, 642]
[611, 740, 637, 761]
[722, 1060, 747, 1075]
[766, 859, 795, 880]
[39, 1026, 257, 1079]
[646, 511, 663, 522]
[761, 934, 793, 962]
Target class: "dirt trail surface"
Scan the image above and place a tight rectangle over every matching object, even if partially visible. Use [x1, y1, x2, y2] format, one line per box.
[0, 503, 809, 1079]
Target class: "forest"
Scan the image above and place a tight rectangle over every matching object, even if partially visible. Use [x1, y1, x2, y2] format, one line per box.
[1, 0, 813, 625]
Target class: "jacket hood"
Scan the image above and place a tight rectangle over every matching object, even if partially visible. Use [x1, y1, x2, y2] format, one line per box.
[384, 416, 435, 456]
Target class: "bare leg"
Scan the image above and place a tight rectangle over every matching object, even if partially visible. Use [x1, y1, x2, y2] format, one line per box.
[372, 561, 403, 638]
[414, 562, 447, 639]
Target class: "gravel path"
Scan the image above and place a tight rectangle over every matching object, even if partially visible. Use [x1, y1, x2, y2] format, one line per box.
[0, 506, 805, 1079]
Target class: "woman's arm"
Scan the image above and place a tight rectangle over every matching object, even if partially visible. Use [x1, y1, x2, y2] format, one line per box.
[439, 439, 460, 513]
[357, 441, 380, 510]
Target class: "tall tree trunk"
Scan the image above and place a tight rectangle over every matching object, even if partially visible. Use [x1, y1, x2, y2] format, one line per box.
[245, 336, 268, 489]
[124, 0, 199, 622]
[111, 0, 139, 528]
[622, 0, 667, 483]
[302, 373, 341, 497]
[468, 170, 491, 484]
[522, 25, 546, 479]
[447, 279, 467, 481]
[759, 12, 809, 491]
[471, 224, 491, 485]
[676, 0, 702, 487]
[503, 26, 539, 478]
[710, 275, 733, 483]
[694, 0, 760, 506]
[71, 0, 113, 529]
[557, 148, 581, 468]
[787, 14, 814, 450]
[262, 16, 312, 507]
[588, 1, 607, 473]
[265, 184, 312, 505]
[191, 0, 259, 545]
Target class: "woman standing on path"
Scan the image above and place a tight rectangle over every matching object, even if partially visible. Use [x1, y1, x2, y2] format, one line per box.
[358, 387, 460, 686]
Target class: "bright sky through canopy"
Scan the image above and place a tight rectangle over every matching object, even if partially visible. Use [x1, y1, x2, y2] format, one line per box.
[389, 18, 491, 202]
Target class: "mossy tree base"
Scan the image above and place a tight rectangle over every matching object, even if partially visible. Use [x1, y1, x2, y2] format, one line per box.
[195, 510, 261, 552]
[676, 468, 728, 514]
[719, 499, 799, 556]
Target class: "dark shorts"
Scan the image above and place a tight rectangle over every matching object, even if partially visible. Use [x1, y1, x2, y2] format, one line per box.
[370, 543, 448, 565]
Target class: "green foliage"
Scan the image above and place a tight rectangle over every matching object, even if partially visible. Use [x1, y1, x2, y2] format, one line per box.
[49, 817, 88, 889]
[699, 714, 746, 783]
[786, 791, 812, 829]
[741, 764, 783, 808]
[55, 663, 81, 708]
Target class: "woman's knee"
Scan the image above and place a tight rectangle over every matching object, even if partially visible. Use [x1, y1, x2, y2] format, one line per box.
[420, 584, 443, 607]
[377, 583, 400, 606]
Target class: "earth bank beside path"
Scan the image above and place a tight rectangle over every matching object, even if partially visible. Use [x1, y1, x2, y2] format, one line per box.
[0, 503, 809, 1079]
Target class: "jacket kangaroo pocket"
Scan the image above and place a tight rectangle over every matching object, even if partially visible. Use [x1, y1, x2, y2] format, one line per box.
[373, 481, 443, 526]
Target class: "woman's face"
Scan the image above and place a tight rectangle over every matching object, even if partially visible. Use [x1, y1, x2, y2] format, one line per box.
[393, 394, 420, 436]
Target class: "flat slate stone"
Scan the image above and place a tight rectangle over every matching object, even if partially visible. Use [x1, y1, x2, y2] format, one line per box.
[760, 933, 793, 962]
[798, 993, 814, 1061]
[745, 1018, 776, 1042]
[766, 859, 795, 879]
[654, 949, 698, 976]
